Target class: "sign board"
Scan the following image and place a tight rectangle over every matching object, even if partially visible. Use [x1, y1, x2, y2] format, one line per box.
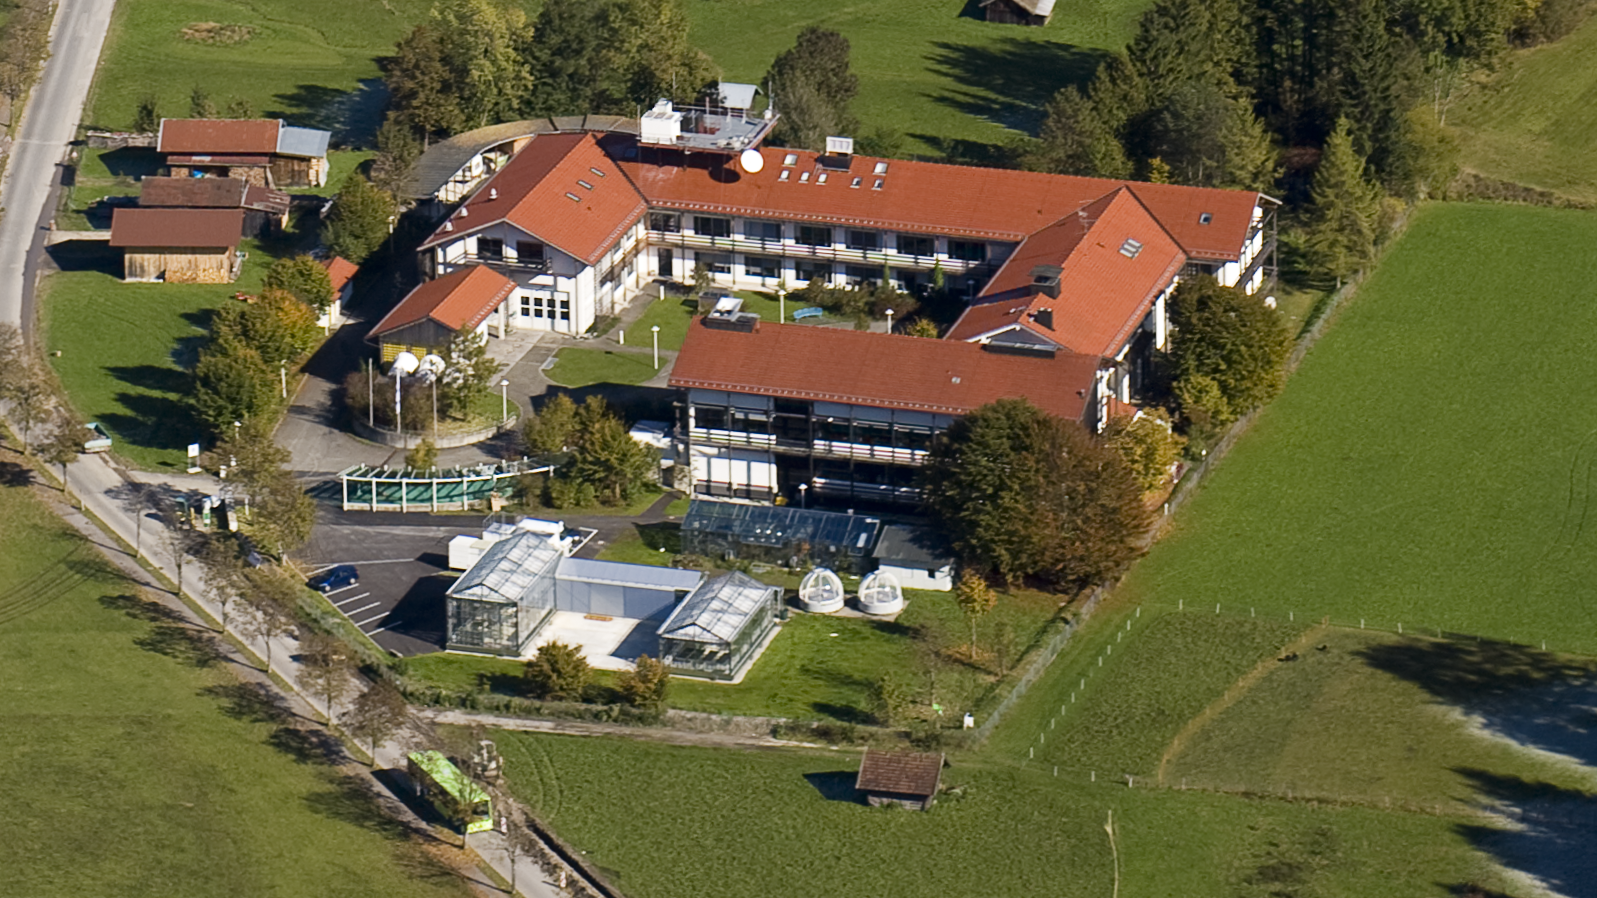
[186, 443, 201, 474]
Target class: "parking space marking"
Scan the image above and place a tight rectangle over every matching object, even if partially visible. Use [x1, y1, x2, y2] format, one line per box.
[323, 583, 359, 596]
[332, 592, 371, 607]
[305, 558, 429, 569]
[365, 625, 390, 635]
[353, 613, 389, 629]
[345, 602, 381, 617]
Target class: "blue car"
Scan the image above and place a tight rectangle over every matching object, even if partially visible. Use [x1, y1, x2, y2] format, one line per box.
[308, 564, 359, 593]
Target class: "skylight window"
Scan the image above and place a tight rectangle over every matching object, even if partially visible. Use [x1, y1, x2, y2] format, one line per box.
[589, 167, 607, 178]
[783, 153, 798, 166]
[1119, 238, 1143, 259]
[779, 170, 790, 181]
[850, 177, 862, 188]
[799, 171, 810, 183]
[874, 161, 888, 174]
[817, 172, 829, 184]
[565, 192, 581, 202]
[1198, 212, 1213, 225]
[577, 180, 594, 190]
[872, 179, 883, 190]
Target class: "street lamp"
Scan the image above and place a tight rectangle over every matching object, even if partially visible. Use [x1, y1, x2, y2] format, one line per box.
[885, 308, 894, 332]
[797, 483, 808, 509]
[500, 379, 511, 425]
[778, 287, 786, 322]
[279, 361, 287, 399]
[431, 377, 438, 437]
[651, 325, 661, 369]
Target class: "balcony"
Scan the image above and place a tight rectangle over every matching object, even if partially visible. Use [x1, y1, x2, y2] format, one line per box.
[450, 252, 550, 274]
[812, 477, 922, 503]
[690, 427, 775, 449]
[811, 440, 927, 465]
[648, 230, 985, 275]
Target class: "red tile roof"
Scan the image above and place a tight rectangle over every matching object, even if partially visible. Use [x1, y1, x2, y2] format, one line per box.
[950, 187, 1185, 356]
[321, 256, 358, 294]
[607, 138, 1259, 261]
[420, 132, 646, 266]
[670, 319, 1099, 420]
[856, 749, 943, 798]
[138, 176, 249, 208]
[368, 265, 515, 339]
[158, 119, 282, 155]
[109, 208, 244, 248]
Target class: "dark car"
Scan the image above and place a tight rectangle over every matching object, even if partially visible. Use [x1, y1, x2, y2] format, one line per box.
[308, 564, 358, 593]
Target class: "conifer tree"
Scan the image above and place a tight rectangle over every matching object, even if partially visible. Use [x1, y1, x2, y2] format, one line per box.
[1305, 118, 1381, 282]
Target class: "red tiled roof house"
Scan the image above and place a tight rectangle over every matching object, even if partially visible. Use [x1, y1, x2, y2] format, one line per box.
[367, 265, 516, 362]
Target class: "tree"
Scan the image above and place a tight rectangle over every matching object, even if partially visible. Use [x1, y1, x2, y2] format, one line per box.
[1167, 277, 1293, 422]
[37, 412, 83, 506]
[954, 571, 997, 661]
[904, 317, 941, 339]
[765, 27, 859, 150]
[298, 631, 355, 723]
[523, 641, 591, 701]
[321, 174, 393, 265]
[1103, 409, 1186, 491]
[243, 289, 322, 364]
[431, 0, 535, 127]
[562, 414, 658, 506]
[386, 24, 467, 141]
[616, 654, 670, 711]
[1304, 118, 1382, 283]
[525, 0, 711, 117]
[238, 575, 298, 672]
[371, 112, 423, 198]
[264, 256, 335, 317]
[249, 468, 316, 556]
[3, 366, 52, 454]
[191, 337, 280, 434]
[133, 95, 160, 133]
[1030, 85, 1132, 179]
[437, 327, 501, 419]
[209, 418, 291, 488]
[406, 438, 439, 470]
[346, 678, 409, 765]
[189, 84, 217, 118]
[868, 671, 913, 727]
[523, 392, 577, 455]
[197, 532, 249, 631]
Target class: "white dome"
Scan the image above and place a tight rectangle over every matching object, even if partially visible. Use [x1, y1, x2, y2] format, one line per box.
[858, 570, 904, 616]
[799, 568, 845, 613]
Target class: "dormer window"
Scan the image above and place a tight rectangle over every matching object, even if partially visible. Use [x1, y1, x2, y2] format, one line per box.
[850, 177, 862, 188]
[873, 179, 884, 190]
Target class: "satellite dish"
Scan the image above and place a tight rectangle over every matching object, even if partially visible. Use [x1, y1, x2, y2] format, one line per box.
[390, 351, 420, 377]
[419, 354, 447, 376]
[738, 148, 765, 174]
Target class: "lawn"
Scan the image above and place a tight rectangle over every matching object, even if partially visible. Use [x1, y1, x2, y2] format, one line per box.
[0, 478, 473, 898]
[629, 289, 788, 352]
[1450, 12, 1597, 205]
[685, 0, 1153, 157]
[84, 0, 436, 141]
[41, 247, 274, 469]
[544, 348, 660, 387]
[481, 728, 1505, 898]
[1115, 203, 1597, 655]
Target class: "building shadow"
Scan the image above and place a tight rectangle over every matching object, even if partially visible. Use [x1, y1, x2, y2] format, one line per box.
[44, 241, 121, 275]
[924, 38, 1109, 133]
[611, 617, 664, 663]
[383, 572, 452, 650]
[803, 771, 866, 804]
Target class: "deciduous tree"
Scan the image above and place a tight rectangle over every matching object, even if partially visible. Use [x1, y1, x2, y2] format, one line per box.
[954, 571, 997, 661]
[616, 653, 670, 711]
[765, 27, 859, 150]
[298, 631, 355, 723]
[438, 327, 500, 419]
[4, 366, 53, 454]
[322, 174, 393, 265]
[264, 256, 335, 317]
[523, 641, 591, 701]
[37, 412, 83, 506]
[1103, 409, 1186, 492]
[346, 678, 409, 764]
[1167, 277, 1293, 422]
[523, 392, 577, 455]
[191, 337, 280, 434]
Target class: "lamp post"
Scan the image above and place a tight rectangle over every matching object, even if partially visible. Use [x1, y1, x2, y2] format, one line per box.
[885, 308, 894, 333]
[279, 361, 287, 399]
[367, 359, 374, 427]
[500, 379, 511, 425]
[778, 287, 786, 322]
[797, 483, 808, 509]
[651, 325, 661, 370]
[431, 378, 438, 437]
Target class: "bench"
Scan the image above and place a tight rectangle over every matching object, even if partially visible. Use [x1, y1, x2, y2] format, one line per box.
[793, 306, 824, 321]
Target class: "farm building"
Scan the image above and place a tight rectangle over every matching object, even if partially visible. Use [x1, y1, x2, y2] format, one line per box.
[655, 572, 782, 680]
[445, 530, 706, 656]
[979, 0, 1054, 26]
[137, 176, 290, 235]
[670, 319, 1100, 507]
[679, 500, 882, 574]
[366, 264, 516, 362]
[157, 118, 331, 188]
[872, 525, 954, 592]
[855, 749, 944, 811]
[320, 255, 357, 329]
[108, 208, 245, 283]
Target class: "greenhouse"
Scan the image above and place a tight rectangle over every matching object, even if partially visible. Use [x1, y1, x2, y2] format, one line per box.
[445, 531, 562, 654]
[656, 572, 782, 680]
[680, 500, 882, 574]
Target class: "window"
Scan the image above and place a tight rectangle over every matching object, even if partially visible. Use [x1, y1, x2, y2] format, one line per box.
[577, 179, 594, 190]
[897, 234, 935, 257]
[521, 295, 531, 316]
[783, 153, 797, 166]
[694, 216, 732, 238]
[850, 177, 862, 188]
[948, 240, 987, 262]
[748, 221, 782, 242]
[564, 192, 581, 202]
[846, 230, 879, 251]
[700, 252, 732, 274]
[558, 296, 571, 321]
[844, 265, 877, 285]
[476, 237, 504, 261]
[817, 172, 829, 184]
[799, 171, 810, 183]
[873, 179, 884, 190]
[694, 406, 728, 430]
[515, 241, 544, 265]
[797, 225, 832, 247]
[1198, 212, 1213, 225]
[744, 255, 781, 278]
[649, 212, 680, 233]
[778, 170, 790, 181]
[530, 293, 555, 319]
[589, 166, 607, 178]
[873, 161, 888, 174]
[1119, 238, 1143, 259]
[794, 259, 831, 283]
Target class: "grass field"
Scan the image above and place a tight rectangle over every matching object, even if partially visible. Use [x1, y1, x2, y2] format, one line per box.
[544, 348, 660, 387]
[685, 0, 1151, 156]
[482, 728, 1503, 898]
[0, 477, 473, 898]
[629, 290, 787, 351]
[1451, 12, 1597, 204]
[1115, 203, 1597, 654]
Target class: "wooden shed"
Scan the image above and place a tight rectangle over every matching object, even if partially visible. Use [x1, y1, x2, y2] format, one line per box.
[855, 748, 944, 811]
[109, 208, 245, 284]
[980, 0, 1055, 26]
[367, 264, 516, 362]
[158, 118, 331, 188]
[138, 176, 291, 235]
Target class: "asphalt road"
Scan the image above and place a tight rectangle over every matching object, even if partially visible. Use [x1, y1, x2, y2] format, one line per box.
[0, 0, 116, 332]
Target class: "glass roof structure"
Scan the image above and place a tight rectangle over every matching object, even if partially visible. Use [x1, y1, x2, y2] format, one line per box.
[657, 572, 778, 645]
[448, 531, 562, 605]
[681, 500, 882, 572]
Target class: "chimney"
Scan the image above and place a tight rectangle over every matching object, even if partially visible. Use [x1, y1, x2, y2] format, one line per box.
[1033, 308, 1054, 330]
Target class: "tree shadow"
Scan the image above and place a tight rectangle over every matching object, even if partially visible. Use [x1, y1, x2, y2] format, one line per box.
[268, 724, 350, 766]
[99, 592, 225, 667]
[632, 521, 681, 554]
[0, 461, 34, 487]
[269, 79, 390, 147]
[803, 770, 866, 804]
[106, 364, 190, 395]
[924, 38, 1109, 133]
[810, 702, 875, 725]
[202, 681, 294, 725]
[304, 769, 415, 839]
[1452, 769, 1597, 898]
